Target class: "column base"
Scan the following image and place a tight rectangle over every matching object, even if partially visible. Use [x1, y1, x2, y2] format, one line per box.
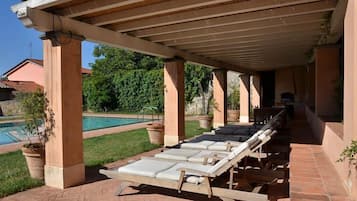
[164, 135, 184, 146]
[240, 115, 249, 123]
[45, 163, 85, 189]
[213, 122, 225, 129]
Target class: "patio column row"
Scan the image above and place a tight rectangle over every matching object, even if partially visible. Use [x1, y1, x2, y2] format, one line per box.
[239, 74, 250, 123]
[42, 32, 85, 189]
[164, 58, 185, 146]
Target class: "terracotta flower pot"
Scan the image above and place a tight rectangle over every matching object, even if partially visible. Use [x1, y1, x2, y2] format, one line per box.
[22, 144, 45, 180]
[146, 123, 164, 145]
[227, 109, 240, 122]
[198, 115, 213, 129]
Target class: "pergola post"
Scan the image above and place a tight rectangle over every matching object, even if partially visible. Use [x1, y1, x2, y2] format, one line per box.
[314, 46, 340, 117]
[42, 32, 85, 189]
[344, 0, 357, 196]
[239, 74, 250, 123]
[251, 74, 261, 109]
[213, 69, 227, 128]
[164, 58, 185, 146]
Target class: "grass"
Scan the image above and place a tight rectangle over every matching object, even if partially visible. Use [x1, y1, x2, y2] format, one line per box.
[0, 151, 44, 198]
[0, 120, 208, 198]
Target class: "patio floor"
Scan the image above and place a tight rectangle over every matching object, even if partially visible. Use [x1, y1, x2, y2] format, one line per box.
[0, 106, 354, 201]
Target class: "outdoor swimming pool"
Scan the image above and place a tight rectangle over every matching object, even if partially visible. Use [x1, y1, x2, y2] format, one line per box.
[0, 116, 149, 145]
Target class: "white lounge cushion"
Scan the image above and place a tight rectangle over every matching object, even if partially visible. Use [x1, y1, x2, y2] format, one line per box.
[156, 162, 210, 184]
[155, 149, 200, 161]
[181, 140, 215, 149]
[207, 142, 228, 151]
[118, 159, 176, 177]
[188, 150, 228, 163]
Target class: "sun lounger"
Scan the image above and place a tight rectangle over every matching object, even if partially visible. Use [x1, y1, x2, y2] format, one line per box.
[100, 129, 278, 201]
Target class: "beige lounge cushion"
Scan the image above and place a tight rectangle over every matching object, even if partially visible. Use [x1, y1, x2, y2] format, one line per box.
[181, 140, 215, 149]
[155, 149, 200, 161]
[118, 158, 176, 177]
[188, 150, 228, 163]
[156, 162, 210, 184]
[207, 142, 228, 151]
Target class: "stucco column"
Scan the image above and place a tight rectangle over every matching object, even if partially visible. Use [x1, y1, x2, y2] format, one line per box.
[251, 74, 261, 109]
[239, 74, 250, 123]
[213, 69, 227, 128]
[345, 0, 357, 196]
[42, 32, 84, 189]
[164, 58, 185, 146]
[315, 46, 340, 117]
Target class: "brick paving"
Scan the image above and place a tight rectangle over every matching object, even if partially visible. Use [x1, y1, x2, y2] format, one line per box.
[1, 108, 354, 201]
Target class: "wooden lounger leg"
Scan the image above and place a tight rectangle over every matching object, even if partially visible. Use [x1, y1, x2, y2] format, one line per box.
[204, 177, 212, 198]
[229, 166, 234, 189]
[115, 181, 132, 196]
[177, 170, 185, 193]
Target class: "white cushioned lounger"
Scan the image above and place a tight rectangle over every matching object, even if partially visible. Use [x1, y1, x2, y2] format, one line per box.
[118, 158, 175, 177]
[154, 149, 201, 161]
[180, 140, 215, 149]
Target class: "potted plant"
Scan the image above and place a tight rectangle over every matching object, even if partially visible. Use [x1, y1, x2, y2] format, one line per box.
[198, 92, 214, 129]
[227, 85, 240, 122]
[19, 90, 54, 180]
[143, 106, 164, 145]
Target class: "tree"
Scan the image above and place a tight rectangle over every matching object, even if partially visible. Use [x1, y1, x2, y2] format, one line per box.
[83, 45, 212, 113]
[83, 75, 116, 112]
[184, 63, 212, 114]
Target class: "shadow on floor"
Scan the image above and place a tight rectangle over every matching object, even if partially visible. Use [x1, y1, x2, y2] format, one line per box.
[85, 165, 108, 184]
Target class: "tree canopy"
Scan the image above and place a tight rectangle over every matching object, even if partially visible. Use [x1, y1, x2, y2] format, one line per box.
[83, 45, 212, 113]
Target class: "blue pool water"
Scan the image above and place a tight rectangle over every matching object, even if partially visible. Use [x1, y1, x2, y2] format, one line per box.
[0, 116, 149, 145]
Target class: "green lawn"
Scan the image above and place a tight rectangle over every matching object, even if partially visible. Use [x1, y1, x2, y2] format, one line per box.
[0, 120, 207, 198]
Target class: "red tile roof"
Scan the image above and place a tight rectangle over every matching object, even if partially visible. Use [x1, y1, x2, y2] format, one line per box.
[3, 58, 92, 76]
[1, 80, 43, 93]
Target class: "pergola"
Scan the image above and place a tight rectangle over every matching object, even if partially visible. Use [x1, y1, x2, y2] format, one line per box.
[11, 0, 357, 198]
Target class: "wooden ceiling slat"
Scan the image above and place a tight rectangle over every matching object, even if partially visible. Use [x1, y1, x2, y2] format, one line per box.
[177, 32, 321, 50]
[56, 0, 147, 18]
[108, 0, 321, 32]
[84, 0, 234, 26]
[163, 22, 323, 46]
[130, 0, 336, 38]
[148, 13, 327, 42]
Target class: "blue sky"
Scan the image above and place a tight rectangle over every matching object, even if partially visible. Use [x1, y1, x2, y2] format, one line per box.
[0, 1, 97, 74]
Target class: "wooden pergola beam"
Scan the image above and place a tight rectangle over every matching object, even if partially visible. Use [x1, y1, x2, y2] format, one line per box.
[11, 0, 71, 11]
[85, 0, 235, 26]
[163, 22, 323, 46]
[56, 0, 146, 18]
[149, 13, 327, 42]
[14, 7, 250, 73]
[199, 44, 312, 55]
[130, 0, 336, 38]
[178, 33, 321, 50]
[109, 0, 322, 32]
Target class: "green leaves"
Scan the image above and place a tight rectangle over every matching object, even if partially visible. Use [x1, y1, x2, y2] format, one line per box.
[84, 45, 212, 113]
[337, 140, 357, 166]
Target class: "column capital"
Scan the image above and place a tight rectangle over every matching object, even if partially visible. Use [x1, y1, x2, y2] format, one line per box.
[40, 31, 85, 46]
[164, 56, 185, 63]
[213, 68, 227, 73]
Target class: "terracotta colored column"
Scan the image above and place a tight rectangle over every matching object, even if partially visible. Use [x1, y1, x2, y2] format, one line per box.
[315, 46, 340, 117]
[251, 74, 261, 109]
[213, 69, 227, 128]
[345, 1, 357, 196]
[164, 58, 185, 146]
[42, 32, 84, 189]
[239, 74, 250, 123]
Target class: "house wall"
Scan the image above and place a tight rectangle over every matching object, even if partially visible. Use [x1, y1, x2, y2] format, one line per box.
[7, 62, 44, 86]
[275, 66, 306, 104]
